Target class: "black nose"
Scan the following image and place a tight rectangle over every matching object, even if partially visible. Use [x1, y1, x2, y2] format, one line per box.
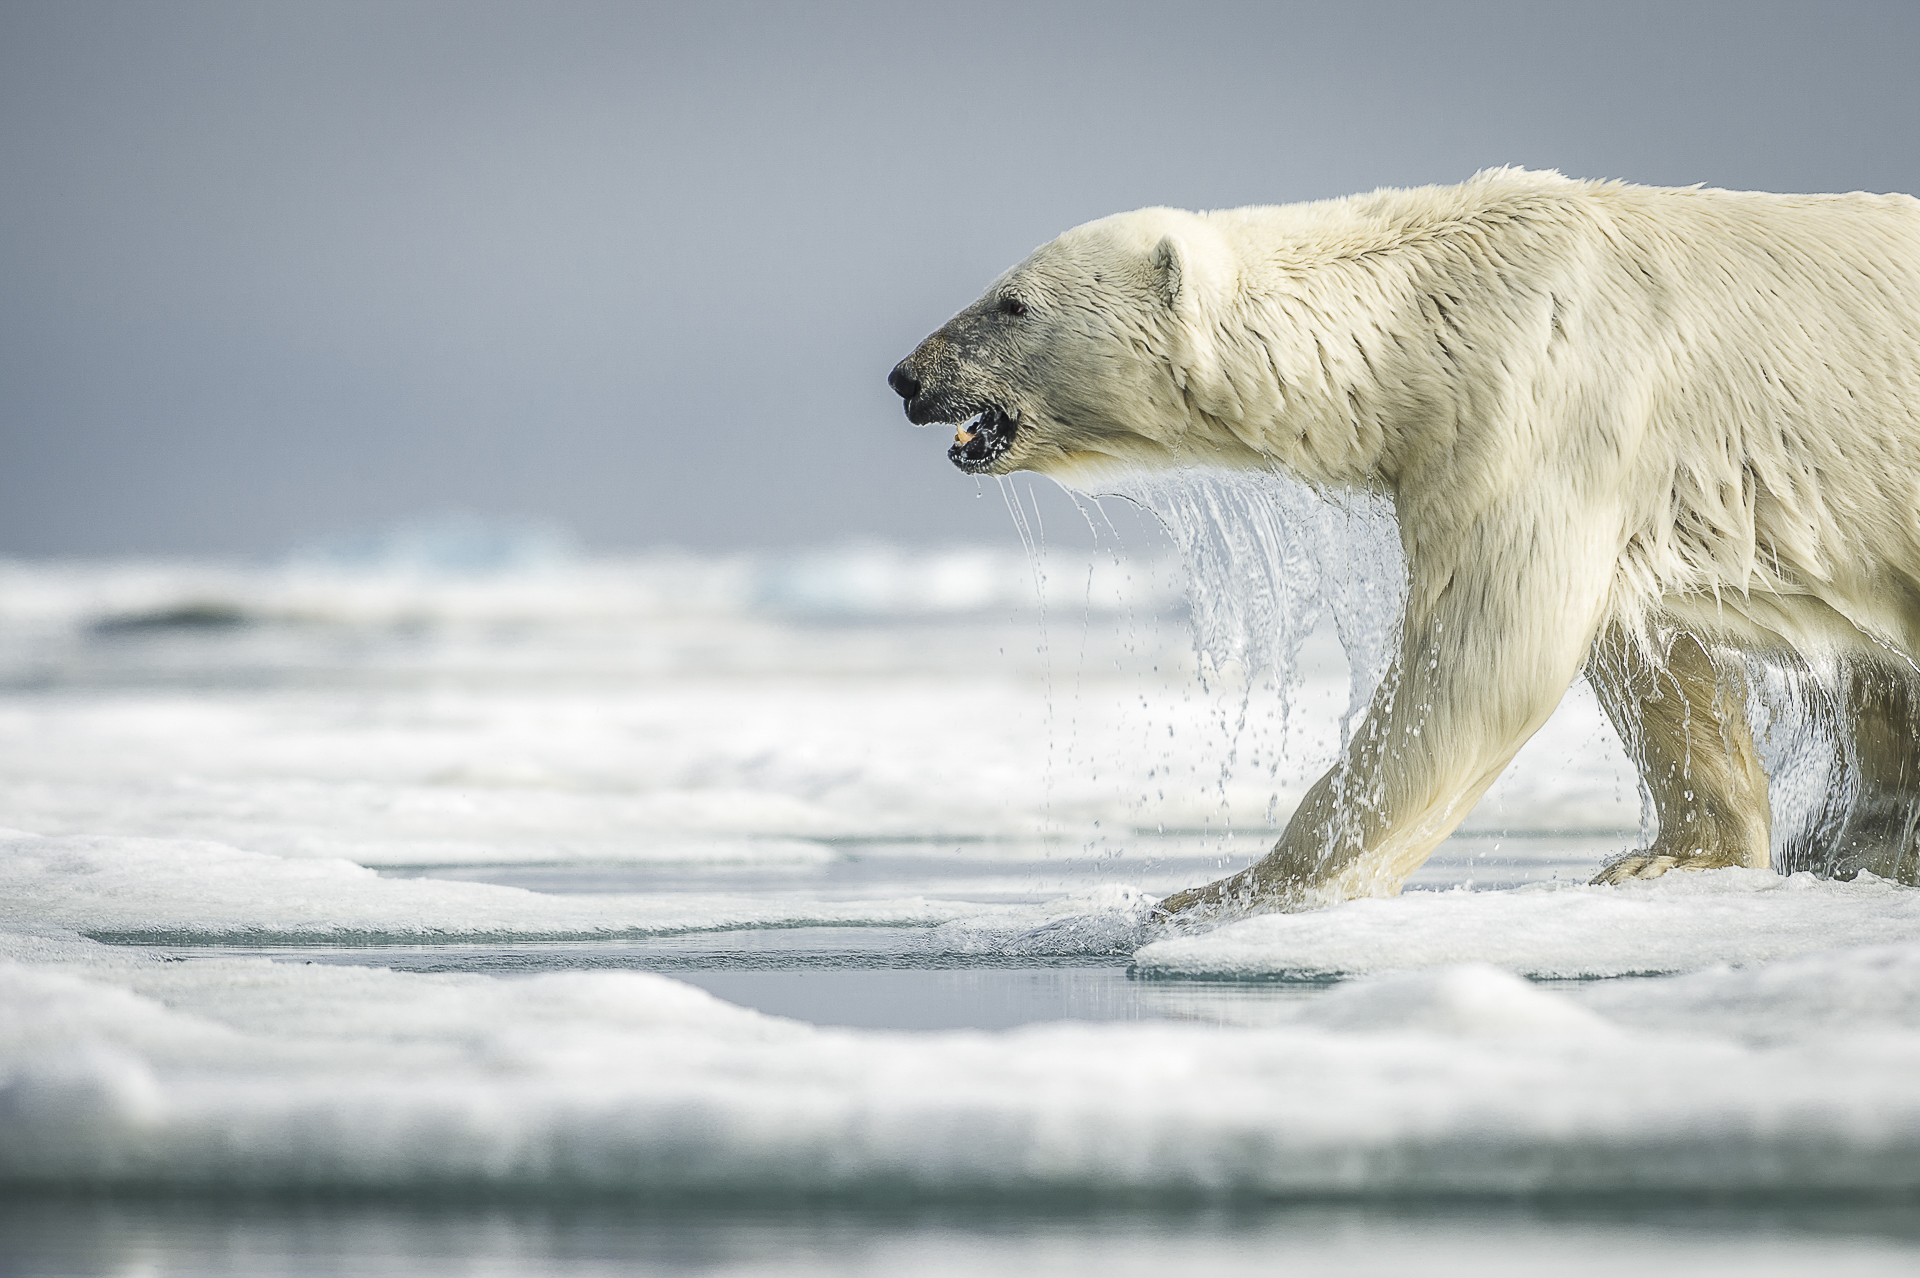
[887, 361, 920, 401]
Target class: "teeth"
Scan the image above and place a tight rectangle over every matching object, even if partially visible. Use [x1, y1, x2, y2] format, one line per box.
[946, 406, 1018, 464]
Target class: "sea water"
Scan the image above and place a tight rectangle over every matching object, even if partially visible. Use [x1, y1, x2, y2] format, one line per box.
[4, 518, 1920, 1275]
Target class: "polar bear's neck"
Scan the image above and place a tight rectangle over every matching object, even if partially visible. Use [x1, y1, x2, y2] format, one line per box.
[1171, 168, 1602, 494]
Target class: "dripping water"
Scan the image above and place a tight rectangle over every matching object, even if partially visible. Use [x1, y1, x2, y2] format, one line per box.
[1095, 466, 1404, 742]
[997, 475, 1057, 837]
[1085, 466, 1406, 853]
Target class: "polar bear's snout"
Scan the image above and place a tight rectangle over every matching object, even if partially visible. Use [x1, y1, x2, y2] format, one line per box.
[887, 335, 978, 427]
[888, 333, 1024, 474]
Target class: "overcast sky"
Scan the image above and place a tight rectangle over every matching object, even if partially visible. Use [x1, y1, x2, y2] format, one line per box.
[3, 0, 1917, 557]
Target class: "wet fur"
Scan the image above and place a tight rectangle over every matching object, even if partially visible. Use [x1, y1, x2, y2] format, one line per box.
[893, 170, 1920, 912]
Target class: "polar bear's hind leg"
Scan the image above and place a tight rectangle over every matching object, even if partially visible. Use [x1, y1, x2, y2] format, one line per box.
[1817, 657, 1920, 884]
[1589, 628, 1773, 884]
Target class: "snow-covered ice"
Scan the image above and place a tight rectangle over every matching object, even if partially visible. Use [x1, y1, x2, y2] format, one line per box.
[8, 923, 1920, 1197]
[4, 541, 1919, 1223]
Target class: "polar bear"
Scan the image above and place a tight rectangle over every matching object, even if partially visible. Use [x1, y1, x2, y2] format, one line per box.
[888, 169, 1920, 915]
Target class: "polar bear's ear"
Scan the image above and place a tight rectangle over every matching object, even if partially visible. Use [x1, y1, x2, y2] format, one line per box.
[1148, 228, 1234, 413]
[1150, 235, 1189, 311]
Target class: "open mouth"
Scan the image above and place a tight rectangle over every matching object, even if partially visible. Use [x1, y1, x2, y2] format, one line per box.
[946, 405, 1019, 473]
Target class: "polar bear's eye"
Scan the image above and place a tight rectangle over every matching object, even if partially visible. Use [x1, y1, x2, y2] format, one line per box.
[1002, 298, 1028, 318]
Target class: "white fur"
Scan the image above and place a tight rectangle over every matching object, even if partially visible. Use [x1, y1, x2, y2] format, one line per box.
[960, 169, 1920, 905]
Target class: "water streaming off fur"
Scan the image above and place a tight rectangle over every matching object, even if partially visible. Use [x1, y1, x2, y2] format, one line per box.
[990, 468, 1405, 850]
[1744, 649, 1920, 882]
[1090, 467, 1405, 745]
[1745, 654, 1850, 873]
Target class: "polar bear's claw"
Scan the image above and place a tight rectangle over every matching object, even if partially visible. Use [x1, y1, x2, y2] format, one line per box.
[1591, 846, 1753, 885]
[1591, 854, 1678, 884]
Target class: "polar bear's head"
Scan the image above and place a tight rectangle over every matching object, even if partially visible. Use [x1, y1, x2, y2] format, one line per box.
[888, 208, 1241, 480]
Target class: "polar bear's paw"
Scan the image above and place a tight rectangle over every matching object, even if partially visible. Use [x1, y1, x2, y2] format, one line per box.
[1149, 865, 1277, 925]
[1148, 885, 1231, 925]
[1149, 862, 1342, 924]
[1148, 883, 1222, 923]
[1590, 845, 1753, 884]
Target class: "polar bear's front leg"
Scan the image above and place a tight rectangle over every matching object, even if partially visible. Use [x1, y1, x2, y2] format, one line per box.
[1151, 657, 1555, 918]
[1588, 627, 1772, 884]
[1154, 508, 1620, 919]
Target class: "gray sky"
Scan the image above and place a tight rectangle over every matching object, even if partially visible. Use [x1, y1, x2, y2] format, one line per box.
[2, 0, 1916, 557]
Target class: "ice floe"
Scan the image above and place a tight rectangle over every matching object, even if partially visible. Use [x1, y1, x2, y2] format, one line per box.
[1133, 869, 1920, 979]
[6, 926, 1920, 1197]
[0, 831, 989, 943]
